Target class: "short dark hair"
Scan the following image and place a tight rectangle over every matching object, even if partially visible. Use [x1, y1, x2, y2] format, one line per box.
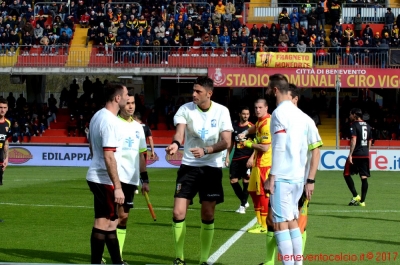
[194, 76, 214, 91]
[104, 82, 125, 102]
[239, 106, 250, 113]
[0, 98, 8, 105]
[128, 91, 134, 97]
[350, 108, 362, 119]
[269, 74, 289, 94]
[288, 83, 301, 100]
[133, 111, 141, 120]
[255, 98, 268, 106]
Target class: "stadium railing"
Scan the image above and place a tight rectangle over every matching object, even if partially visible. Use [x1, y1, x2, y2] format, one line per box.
[8, 45, 400, 69]
[244, 3, 396, 24]
[34, 1, 71, 16]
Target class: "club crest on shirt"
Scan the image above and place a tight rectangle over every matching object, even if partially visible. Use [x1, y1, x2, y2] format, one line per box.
[136, 130, 140, 139]
[176, 183, 182, 194]
[5, 127, 8, 132]
[211, 119, 216, 127]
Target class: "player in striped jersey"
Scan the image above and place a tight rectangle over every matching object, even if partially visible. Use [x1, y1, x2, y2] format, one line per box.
[239, 99, 272, 234]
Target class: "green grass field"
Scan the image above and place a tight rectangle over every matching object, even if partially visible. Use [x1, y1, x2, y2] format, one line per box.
[0, 167, 399, 265]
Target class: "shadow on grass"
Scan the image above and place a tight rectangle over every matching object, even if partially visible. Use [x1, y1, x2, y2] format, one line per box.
[136, 221, 244, 232]
[315, 236, 400, 246]
[0, 248, 195, 265]
[0, 248, 89, 264]
[313, 214, 399, 223]
[309, 202, 345, 206]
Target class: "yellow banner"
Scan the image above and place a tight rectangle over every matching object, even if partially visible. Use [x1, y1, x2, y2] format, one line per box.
[256, 52, 312, 68]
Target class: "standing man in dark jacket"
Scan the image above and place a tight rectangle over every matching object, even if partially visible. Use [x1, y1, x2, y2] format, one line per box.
[385, 8, 395, 32]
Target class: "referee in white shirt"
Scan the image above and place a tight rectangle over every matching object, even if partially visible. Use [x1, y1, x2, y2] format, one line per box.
[165, 76, 233, 265]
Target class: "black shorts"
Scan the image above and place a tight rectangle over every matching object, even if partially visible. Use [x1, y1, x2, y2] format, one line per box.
[229, 159, 250, 180]
[343, 158, 370, 177]
[87, 180, 118, 221]
[174, 164, 224, 204]
[122, 182, 138, 209]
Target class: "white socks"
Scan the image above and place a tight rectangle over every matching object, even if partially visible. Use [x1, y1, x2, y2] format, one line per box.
[275, 228, 303, 265]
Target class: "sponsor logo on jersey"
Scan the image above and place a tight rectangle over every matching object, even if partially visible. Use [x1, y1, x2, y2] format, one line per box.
[8, 147, 33, 164]
[165, 150, 184, 166]
[198, 128, 209, 140]
[125, 137, 134, 147]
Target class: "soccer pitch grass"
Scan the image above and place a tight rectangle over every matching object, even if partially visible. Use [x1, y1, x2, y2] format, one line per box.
[0, 167, 399, 265]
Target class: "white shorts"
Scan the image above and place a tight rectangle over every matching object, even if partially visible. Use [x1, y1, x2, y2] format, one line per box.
[270, 181, 304, 223]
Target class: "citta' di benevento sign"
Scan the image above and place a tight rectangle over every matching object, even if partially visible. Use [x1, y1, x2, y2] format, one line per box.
[209, 68, 400, 88]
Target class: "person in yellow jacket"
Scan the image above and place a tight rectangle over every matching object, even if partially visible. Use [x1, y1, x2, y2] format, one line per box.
[215, 1, 225, 15]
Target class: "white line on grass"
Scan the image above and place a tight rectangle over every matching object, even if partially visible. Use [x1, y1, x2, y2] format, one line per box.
[207, 217, 257, 265]
[313, 209, 400, 213]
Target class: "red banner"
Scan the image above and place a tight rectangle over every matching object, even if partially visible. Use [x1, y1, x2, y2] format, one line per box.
[208, 68, 400, 88]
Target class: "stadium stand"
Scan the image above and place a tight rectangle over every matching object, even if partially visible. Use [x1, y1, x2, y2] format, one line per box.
[2, 0, 400, 146]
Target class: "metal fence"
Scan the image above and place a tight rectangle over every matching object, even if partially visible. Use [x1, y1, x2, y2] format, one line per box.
[245, 4, 399, 24]
[342, 7, 400, 24]
[5, 45, 399, 69]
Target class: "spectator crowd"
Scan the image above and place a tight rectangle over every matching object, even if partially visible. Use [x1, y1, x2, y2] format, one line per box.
[0, 0, 399, 67]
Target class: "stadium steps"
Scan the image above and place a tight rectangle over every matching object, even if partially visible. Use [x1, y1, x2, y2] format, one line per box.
[66, 27, 91, 67]
[318, 113, 337, 147]
[25, 108, 88, 144]
[0, 49, 18, 67]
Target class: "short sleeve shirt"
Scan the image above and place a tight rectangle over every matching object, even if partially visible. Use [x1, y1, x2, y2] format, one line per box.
[86, 108, 123, 185]
[118, 117, 147, 185]
[174, 101, 233, 168]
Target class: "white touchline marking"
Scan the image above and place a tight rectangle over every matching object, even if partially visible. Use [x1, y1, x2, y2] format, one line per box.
[207, 217, 257, 265]
[313, 210, 400, 213]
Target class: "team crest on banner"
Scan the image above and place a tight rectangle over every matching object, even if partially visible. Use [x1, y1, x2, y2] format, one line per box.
[213, 68, 226, 86]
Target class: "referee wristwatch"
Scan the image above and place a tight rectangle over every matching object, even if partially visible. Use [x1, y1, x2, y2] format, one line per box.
[306, 178, 315, 184]
[203, 147, 209, 155]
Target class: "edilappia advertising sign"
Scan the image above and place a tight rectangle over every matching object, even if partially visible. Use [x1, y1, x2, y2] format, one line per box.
[7, 146, 400, 171]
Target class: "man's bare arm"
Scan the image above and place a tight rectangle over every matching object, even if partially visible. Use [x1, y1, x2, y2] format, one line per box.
[103, 150, 121, 189]
[3, 140, 9, 160]
[206, 130, 232, 154]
